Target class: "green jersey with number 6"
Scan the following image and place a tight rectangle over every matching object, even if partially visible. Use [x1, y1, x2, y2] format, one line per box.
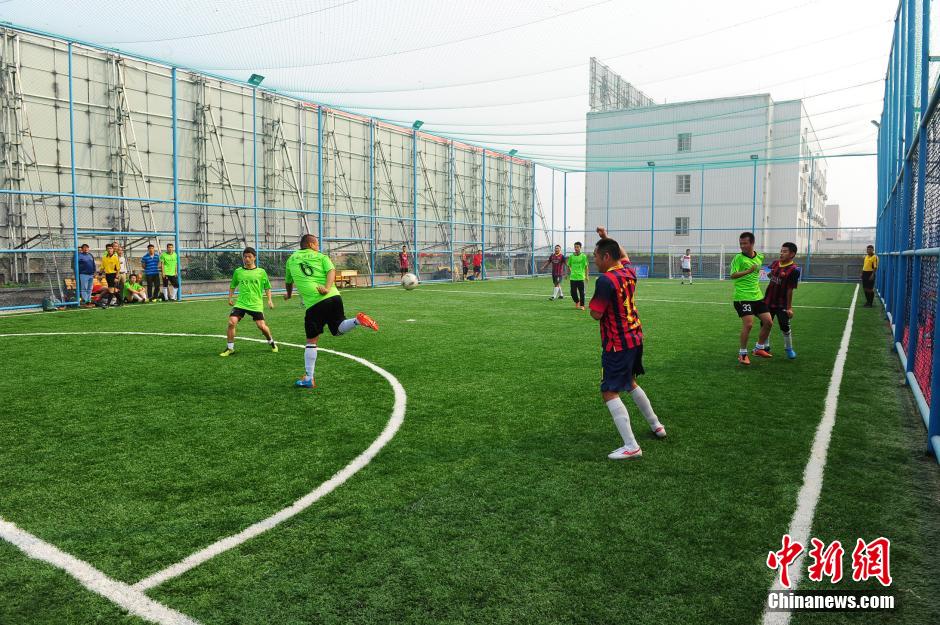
[284, 248, 340, 309]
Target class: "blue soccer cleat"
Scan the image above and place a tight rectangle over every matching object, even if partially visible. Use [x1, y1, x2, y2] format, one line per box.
[786, 349, 797, 360]
[294, 377, 315, 388]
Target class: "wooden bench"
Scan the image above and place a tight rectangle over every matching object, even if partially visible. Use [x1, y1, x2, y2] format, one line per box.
[335, 270, 358, 289]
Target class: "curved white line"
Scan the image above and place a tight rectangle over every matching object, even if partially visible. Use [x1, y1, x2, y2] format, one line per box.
[0, 331, 406, 616]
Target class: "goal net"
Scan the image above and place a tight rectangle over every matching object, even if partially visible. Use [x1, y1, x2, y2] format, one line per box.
[667, 245, 726, 280]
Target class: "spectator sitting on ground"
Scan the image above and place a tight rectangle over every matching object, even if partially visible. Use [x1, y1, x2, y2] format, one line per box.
[123, 273, 148, 303]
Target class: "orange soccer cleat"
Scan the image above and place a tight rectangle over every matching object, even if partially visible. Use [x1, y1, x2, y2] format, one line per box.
[738, 353, 751, 366]
[356, 312, 379, 331]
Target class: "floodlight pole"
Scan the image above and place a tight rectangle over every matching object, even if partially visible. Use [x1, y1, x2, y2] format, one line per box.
[68, 43, 79, 307]
[252, 88, 259, 254]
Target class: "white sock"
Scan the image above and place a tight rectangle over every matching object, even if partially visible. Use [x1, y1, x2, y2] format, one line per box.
[161, 287, 168, 299]
[268, 338, 276, 345]
[304, 344, 317, 379]
[783, 331, 793, 350]
[605, 398, 638, 449]
[338, 318, 358, 334]
[755, 342, 765, 350]
[168, 285, 177, 300]
[629, 386, 662, 431]
[227, 342, 234, 350]
[739, 348, 748, 355]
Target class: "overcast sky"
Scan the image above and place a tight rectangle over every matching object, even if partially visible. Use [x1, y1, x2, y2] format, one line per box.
[2, 0, 903, 227]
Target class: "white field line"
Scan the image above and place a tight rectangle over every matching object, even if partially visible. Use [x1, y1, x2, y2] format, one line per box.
[415, 288, 850, 310]
[0, 331, 406, 615]
[0, 518, 200, 625]
[761, 284, 859, 625]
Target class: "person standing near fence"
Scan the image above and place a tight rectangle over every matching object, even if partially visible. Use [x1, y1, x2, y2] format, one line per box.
[541, 244, 566, 300]
[141, 244, 161, 302]
[100, 243, 121, 307]
[861, 245, 878, 308]
[680, 248, 693, 284]
[567, 241, 588, 310]
[399, 245, 410, 277]
[160, 243, 180, 301]
[77, 244, 96, 307]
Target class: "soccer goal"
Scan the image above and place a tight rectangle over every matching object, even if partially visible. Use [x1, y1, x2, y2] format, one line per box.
[667, 245, 727, 280]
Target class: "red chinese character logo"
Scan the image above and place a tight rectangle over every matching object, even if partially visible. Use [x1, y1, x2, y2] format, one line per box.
[807, 538, 844, 583]
[767, 534, 804, 588]
[851, 537, 892, 586]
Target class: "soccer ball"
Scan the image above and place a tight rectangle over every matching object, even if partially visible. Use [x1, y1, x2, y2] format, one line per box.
[401, 273, 419, 290]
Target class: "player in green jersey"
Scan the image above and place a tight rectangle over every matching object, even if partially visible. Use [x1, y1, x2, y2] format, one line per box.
[220, 247, 277, 357]
[284, 234, 379, 388]
[567, 241, 589, 310]
[729, 232, 773, 366]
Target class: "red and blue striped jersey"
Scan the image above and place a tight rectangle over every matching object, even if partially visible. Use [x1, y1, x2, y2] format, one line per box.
[763, 260, 800, 309]
[589, 263, 643, 351]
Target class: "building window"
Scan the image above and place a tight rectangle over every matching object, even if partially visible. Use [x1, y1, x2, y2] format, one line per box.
[677, 133, 692, 152]
[676, 174, 691, 193]
[675, 217, 690, 236]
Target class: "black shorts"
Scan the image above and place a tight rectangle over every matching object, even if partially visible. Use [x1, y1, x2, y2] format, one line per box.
[600, 344, 645, 393]
[304, 295, 346, 339]
[163, 275, 179, 287]
[230, 307, 264, 321]
[733, 300, 769, 318]
[462, 265, 469, 276]
[768, 307, 791, 332]
[682, 268, 691, 276]
[861, 271, 875, 289]
[473, 265, 481, 272]
[552, 275, 563, 286]
[105, 273, 117, 288]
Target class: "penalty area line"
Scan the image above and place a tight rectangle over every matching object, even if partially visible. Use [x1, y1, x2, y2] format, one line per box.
[761, 284, 859, 625]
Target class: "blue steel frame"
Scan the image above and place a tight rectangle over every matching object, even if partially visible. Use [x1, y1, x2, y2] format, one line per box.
[877, 0, 940, 460]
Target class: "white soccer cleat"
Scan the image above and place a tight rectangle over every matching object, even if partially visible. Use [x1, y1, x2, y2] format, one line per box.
[653, 425, 667, 439]
[608, 445, 642, 460]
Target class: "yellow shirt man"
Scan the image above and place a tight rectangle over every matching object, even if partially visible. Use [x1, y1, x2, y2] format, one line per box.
[101, 252, 121, 274]
[862, 254, 879, 272]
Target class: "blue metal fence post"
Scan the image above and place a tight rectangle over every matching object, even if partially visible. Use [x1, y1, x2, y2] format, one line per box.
[369, 120, 375, 287]
[509, 158, 512, 275]
[699, 164, 705, 275]
[67, 43, 79, 306]
[806, 158, 815, 280]
[563, 172, 567, 253]
[751, 156, 758, 233]
[451, 142, 457, 281]
[481, 149, 486, 279]
[413, 129, 419, 280]
[605, 171, 610, 233]
[551, 168, 555, 247]
[649, 165, 655, 276]
[531, 163, 536, 275]
[172, 67, 180, 299]
[317, 106, 323, 245]
[930, 284, 940, 456]
[252, 87, 259, 255]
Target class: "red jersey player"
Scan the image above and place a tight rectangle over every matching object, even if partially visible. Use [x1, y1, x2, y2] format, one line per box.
[540, 244, 567, 300]
[590, 227, 667, 460]
[757, 242, 800, 359]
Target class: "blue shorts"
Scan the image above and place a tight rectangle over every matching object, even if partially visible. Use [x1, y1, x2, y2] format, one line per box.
[600, 344, 645, 393]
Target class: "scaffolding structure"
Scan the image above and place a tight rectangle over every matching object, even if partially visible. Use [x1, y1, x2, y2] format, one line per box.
[0, 24, 540, 309]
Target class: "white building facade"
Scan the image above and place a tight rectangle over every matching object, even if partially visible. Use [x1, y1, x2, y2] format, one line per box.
[584, 94, 828, 260]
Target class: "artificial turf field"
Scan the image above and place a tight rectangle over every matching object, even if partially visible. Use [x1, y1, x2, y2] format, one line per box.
[1, 276, 939, 625]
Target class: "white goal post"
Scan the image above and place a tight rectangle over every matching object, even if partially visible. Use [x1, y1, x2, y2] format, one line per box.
[667, 245, 726, 280]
